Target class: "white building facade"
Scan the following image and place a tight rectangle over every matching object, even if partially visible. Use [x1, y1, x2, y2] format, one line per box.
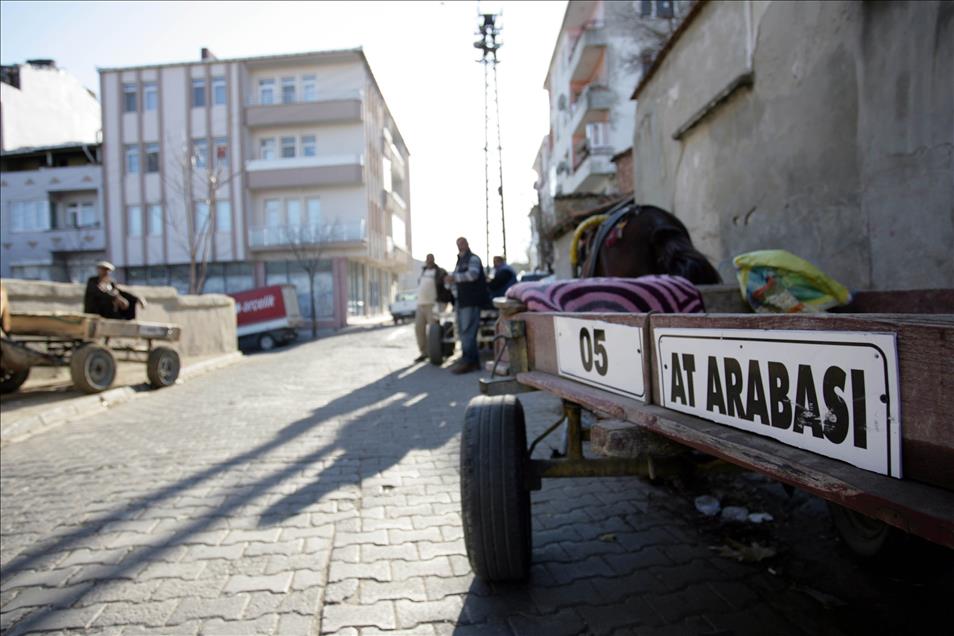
[99, 48, 411, 328]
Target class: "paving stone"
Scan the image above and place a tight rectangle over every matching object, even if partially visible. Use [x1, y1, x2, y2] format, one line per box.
[6, 604, 104, 634]
[391, 557, 454, 581]
[388, 528, 444, 545]
[1, 567, 79, 590]
[222, 572, 292, 594]
[322, 601, 397, 632]
[278, 612, 317, 635]
[508, 607, 587, 636]
[184, 543, 246, 562]
[56, 548, 129, 568]
[329, 560, 391, 583]
[361, 578, 428, 604]
[92, 599, 178, 628]
[394, 595, 465, 629]
[165, 595, 248, 625]
[200, 614, 279, 635]
[361, 543, 420, 562]
[150, 577, 227, 601]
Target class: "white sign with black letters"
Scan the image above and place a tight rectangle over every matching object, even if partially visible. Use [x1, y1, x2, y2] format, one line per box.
[655, 328, 902, 478]
[555, 317, 646, 402]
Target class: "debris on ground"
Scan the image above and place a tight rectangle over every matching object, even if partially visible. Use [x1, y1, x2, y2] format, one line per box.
[748, 512, 774, 524]
[712, 538, 778, 562]
[721, 505, 749, 522]
[598, 533, 617, 543]
[694, 494, 721, 516]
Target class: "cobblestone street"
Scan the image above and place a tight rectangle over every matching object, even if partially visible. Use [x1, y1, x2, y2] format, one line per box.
[1, 324, 951, 635]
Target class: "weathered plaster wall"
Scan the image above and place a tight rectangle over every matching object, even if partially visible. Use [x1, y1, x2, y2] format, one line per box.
[3, 279, 237, 357]
[633, 1, 953, 290]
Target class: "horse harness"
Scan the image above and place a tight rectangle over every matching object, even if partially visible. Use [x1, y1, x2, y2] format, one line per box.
[581, 198, 642, 278]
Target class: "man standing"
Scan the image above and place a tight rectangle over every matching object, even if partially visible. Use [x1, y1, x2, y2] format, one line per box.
[413, 254, 444, 363]
[488, 255, 518, 298]
[444, 237, 489, 374]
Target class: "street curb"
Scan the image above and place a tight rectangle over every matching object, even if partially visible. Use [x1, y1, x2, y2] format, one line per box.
[0, 350, 244, 447]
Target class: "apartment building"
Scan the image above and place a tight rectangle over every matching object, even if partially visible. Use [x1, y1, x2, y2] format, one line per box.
[532, 0, 688, 278]
[99, 47, 411, 328]
[0, 144, 105, 281]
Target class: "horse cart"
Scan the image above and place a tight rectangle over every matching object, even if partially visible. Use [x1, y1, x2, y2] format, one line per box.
[1, 311, 182, 395]
[460, 284, 954, 581]
[426, 308, 498, 366]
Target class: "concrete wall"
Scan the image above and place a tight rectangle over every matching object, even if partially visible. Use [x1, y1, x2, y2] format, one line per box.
[633, 0, 954, 290]
[0, 64, 101, 151]
[2, 278, 237, 358]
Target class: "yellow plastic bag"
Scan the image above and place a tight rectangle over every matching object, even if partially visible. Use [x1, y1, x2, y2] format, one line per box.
[733, 250, 851, 313]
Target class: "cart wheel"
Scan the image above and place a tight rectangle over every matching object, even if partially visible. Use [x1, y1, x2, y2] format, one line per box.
[828, 503, 903, 557]
[460, 395, 532, 581]
[427, 322, 444, 365]
[0, 366, 30, 394]
[147, 347, 180, 388]
[70, 344, 117, 394]
[259, 333, 276, 351]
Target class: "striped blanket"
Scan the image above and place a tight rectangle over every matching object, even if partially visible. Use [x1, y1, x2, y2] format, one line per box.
[506, 275, 706, 314]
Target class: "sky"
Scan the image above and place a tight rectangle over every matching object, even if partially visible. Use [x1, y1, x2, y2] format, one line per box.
[0, 0, 567, 270]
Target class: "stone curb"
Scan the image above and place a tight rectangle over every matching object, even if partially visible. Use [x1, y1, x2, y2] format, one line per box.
[0, 351, 244, 447]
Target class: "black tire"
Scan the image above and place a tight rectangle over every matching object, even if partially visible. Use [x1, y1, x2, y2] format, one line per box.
[0, 366, 30, 394]
[147, 347, 180, 388]
[427, 322, 444, 365]
[460, 395, 532, 581]
[828, 503, 903, 558]
[69, 344, 116, 394]
[258, 333, 276, 351]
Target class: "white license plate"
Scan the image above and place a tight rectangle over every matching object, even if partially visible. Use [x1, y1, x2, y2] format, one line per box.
[555, 317, 646, 401]
[654, 328, 902, 478]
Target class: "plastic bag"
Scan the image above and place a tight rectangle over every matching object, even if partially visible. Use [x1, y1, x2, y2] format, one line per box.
[733, 250, 851, 313]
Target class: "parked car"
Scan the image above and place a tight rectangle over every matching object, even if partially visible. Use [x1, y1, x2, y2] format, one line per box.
[389, 291, 417, 324]
[229, 285, 301, 351]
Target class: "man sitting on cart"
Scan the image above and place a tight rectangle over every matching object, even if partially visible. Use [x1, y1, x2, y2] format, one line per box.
[84, 261, 146, 320]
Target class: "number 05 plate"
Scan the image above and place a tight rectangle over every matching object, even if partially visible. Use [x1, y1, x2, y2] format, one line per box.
[554, 317, 646, 401]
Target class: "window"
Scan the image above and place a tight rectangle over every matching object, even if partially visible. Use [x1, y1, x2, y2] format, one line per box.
[216, 201, 232, 232]
[10, 200, 51, 232]
[264, 199, 281, 227]
[280, 136, 296, 159]
[127, 205, 143, 237]
[281, 76, 296, 104]
[123, 83, 137, 112]
[66, 203, 80, 228]
[656, 1, 674, 18]
[148, 204, 163, 236]
[259, 78, 274, 105]
[79, 202, 97, 227]
[193, 139, 208, 168]
[145, 143, 160, 173]
[301, 135, 316, 157]
[306, 197, 321, 226]
[392, 214, 407, 250]
[260, 138, 276, 160]
[143, 82, 158, 111]
[286, 199, 302, 226]
[382, 157, 392, 192]
[213, 137, 228, 167]
[192, 78, 206, 107]
[212, 76, 226, 105]
[195, 202, 211, 232]
[125, 145, 140, 174]
[640, 0, 652, 16]
[302, 74, 317, 101]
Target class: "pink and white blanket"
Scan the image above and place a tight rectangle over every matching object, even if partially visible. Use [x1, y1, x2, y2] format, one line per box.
[505, 275, 705, 314]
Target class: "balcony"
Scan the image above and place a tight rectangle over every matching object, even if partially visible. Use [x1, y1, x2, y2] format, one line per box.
[381, 188, 407, 213]
[567, 23, 607, 83]
[569, 84, 613, 137]
[248, 219, 367, 250]
[564, 145, 616, 194]
[245, 155, 364, 190]
[245, 91, 363, 127]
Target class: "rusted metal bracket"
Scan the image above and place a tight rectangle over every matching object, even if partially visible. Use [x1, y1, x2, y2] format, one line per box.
[479, 376, 537, 396]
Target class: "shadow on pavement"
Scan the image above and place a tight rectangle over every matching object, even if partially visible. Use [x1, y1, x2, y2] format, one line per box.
[1, 358, 467, 634]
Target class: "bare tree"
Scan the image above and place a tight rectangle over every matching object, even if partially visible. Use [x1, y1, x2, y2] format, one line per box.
[283, 221, 339, 340]
[162, 137, 240, 294]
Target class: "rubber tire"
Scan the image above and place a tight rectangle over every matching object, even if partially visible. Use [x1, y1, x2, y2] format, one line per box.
[146, 347, 181, 388]
[0, 366, 30, 394]
[258, 333, 276, 351]
[828, 502, 902, 558]
[427, 322, 444, 365]
[69, 344, 117, 394]
[460, 395, 532, 581]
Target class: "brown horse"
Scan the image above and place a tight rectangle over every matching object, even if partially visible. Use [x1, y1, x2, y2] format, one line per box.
[576, 200, 722, 284]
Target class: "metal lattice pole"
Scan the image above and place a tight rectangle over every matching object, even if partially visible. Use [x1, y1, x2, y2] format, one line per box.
[491, 55, 507, 262]
[483, 58, 491, 268]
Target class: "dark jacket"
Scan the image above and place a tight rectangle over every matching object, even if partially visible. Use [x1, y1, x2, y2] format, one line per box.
[488, 263, 517, 297]
[83, 277, 140, 320]
[452, 251, 491, 309]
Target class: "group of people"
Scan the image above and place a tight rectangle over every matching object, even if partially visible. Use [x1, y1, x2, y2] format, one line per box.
[413, 236, 517, 374]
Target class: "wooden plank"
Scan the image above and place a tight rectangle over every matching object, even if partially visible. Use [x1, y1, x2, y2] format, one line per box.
[649, 313, 954, 490]
[515, 370, 954, 549]
[7, 313, 95, 339]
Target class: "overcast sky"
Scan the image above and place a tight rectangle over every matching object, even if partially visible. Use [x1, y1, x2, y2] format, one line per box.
[0, 0, 567, 269]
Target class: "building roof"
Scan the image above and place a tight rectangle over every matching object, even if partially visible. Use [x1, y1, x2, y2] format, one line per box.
[631, 0, 708, 100]
[98, 47, 411, 156]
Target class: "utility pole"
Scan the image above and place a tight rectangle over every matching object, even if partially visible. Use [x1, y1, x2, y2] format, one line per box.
[474, 11, 507, 263]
